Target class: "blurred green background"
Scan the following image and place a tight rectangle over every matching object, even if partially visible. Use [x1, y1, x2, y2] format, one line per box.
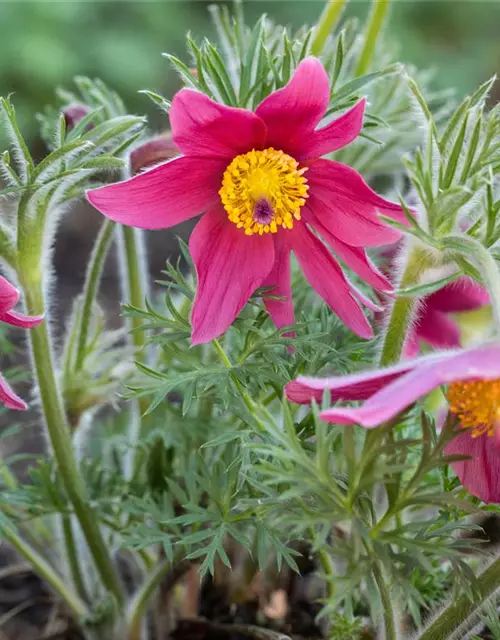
[1, 0, 499, 146]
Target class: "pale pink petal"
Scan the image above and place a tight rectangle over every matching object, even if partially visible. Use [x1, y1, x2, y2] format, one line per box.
[286, 359, 417, 405]
[0, 276, 19, 313]
[306, 159, 406, 246]
[256, 58, 330, 157]
[414, 308, 461, 349]
[290, 224, 373, 338]
[87, 156, 226, 229]
[319, 345, 500, 427]
[404, 334, 420, 358]
[0, 310, 43, 329]
[298, 99, 366, 160]
[170, 89, 266, 159]
[0, 374, 27, 411]
[190, 208, 275, 344]
[428, 278, 489, 313]
[445, 430, 500, 503]
[262, 235, 294, 329]
[305, 209, 392, 291]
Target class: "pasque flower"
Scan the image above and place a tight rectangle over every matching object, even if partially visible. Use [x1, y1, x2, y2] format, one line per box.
[87, 57, 405, 344]
[405, 278, 489, 356]
[286, 345, 500, 503]
[0, 276, 43, 410]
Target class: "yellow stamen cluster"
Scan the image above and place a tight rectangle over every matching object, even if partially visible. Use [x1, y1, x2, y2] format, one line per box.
[447, 379, 500, 437]
[219, 148, 309, 236]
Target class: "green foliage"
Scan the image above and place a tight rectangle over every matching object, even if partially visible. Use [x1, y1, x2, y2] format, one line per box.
[1, 3, 500, 640]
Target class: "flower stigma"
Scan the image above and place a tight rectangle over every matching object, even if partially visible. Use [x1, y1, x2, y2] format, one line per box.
[447, 379, 500, 438]
[219, 148, 309, 236]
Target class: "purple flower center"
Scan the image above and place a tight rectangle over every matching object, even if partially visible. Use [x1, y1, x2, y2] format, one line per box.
[253, 198, 274, 225]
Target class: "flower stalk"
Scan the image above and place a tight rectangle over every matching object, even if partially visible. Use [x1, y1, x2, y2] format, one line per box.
[127, 556, 191, 640]
[116, 225, 149, 479]
[372, 563, 397, 640]
[378, 246, 427, 367]
[311, 0, 349, 57]
[418, 553, 500, 640]
[74, 218, 116, 371]
[18, 267, 124, 607]
[355, 0, 392, 77]
[2, 518, 89, 619]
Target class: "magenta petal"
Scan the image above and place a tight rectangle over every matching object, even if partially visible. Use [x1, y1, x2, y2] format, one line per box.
[189, 208, 275, 344]
[0, 310, 44, 329]
[306, 210, 392, 291]
[0, 276, 19, 313]
[428, 278, 489, 313]
[87, 156, 226, 229]
[414, 308, 461, 349]
[256, 58, 330, 157]
[170, 89, 267, 159]
[306, 159, 406, 246]
[0, 374, 27, 411]
[263, 235, 294, 329]
[299, 99, 366, 160]
[445, 430, 500, 503]
[290, 224, 373, 338]
[286, 359, 416, 405]
[319, 345, 500, 427]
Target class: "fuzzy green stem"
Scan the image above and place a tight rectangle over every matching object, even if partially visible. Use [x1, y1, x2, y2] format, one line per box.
[119, 226, 148, 348]
[311, 0, 348, 56]
[372, 563, 397, 640]
[127, 556, 191, 640]
[19, 274, 124, 607]
[2, 518, 88, 618]
[378, 248, 426, 367]
[418, 554, 500, 640]
[75, 219, 116, 371]
[117, 225, 149, 479]
[355, 0, 392, 77]
[62, 515, 91, 603]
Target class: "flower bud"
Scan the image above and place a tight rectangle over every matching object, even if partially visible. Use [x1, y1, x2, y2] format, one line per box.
[129, 133, 179, 175]
[62, 103, 92, 131]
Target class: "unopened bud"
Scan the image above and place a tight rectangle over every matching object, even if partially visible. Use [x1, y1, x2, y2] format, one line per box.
[129, 133, 179, 175]
[62, 103, 91, 131]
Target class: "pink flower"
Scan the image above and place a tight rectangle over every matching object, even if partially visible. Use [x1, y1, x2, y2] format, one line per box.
[87, 58, 405, 344]
[0, 276, 43, 410]
[405, 279, 489, 356]
[286, 345, 500, 502]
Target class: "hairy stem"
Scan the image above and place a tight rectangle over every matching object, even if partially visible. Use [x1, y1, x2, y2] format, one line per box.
[62, 515, 91, 603]
[127, 557, 191, 640]
[372, 563, 397, 640]
[2, 518, 89, 619]
[355, 0, 392, 77]
[19, 272, 124, 607]
[418, 553, 500, 640]
[74, 219, 116, 371]
[378, 247, 426, 367]
[311, 0, 348, 56]
[116, 225, 149, 479]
